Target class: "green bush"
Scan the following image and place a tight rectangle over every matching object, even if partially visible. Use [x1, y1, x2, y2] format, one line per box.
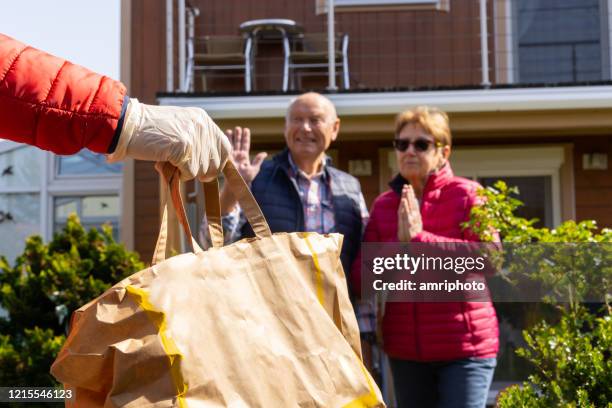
[496, 308, 611, 407]
[0, 214, 144, 387]
[465, 181, 612, 407]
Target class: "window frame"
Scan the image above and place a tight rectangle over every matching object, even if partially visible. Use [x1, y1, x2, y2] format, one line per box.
[47, 153, 122, 240]
[0, 142, 123, 261]
[494, 0, 517, 84]
[52, 194, 121, 242]
[0, 143, 46, 258]
[0, 141, 43, 191]
[600, 0, 612, 79]
[450, 146, 565, 227]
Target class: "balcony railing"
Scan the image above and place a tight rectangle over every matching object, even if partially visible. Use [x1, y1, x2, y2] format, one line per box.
[166, 0, 612, 94]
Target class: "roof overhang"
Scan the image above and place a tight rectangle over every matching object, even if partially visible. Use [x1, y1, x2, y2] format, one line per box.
[157, 86, 612, 120]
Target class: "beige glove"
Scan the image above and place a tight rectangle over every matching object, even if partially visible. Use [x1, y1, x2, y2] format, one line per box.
[107, 99, 231, 181]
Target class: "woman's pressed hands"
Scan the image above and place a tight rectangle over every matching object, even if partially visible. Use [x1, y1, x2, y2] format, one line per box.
[397, 185, 423, 242]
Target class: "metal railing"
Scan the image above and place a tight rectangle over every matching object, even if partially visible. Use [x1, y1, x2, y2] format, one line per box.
[167, 0, 612, 93]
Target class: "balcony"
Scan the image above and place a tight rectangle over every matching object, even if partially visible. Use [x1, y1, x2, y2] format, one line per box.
[164, 0, 612, 95]
[151, 3, 612, 406]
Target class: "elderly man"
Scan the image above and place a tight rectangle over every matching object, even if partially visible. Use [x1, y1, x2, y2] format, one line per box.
[203, 92, 378, 375]
[204, 92, 367, 287]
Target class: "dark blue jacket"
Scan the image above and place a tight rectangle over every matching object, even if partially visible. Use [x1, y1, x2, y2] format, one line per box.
[241, 149, 365, 282]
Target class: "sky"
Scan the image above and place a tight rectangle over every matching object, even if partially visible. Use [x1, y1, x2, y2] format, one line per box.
[0, 0, 121, 79]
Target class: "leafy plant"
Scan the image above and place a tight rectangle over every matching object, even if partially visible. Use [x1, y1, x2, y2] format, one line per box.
[466, 181, 611, 312]
[496, 309, 611, 407]
[0, 214, 144, 388]
[464, 181, 612, 407]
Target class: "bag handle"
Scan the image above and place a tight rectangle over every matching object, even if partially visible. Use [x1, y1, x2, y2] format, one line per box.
[222, 160, 272, 239]
[152, 160, 272, 265]
[203, 179, 224, 248]
[152, 162, 204, 265]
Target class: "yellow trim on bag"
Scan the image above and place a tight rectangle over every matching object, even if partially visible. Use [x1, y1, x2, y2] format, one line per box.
[301, 233, 325, 307]
[343, 393, 381, 408]
[125, 285, 188, 408]
[342, 360, 381, 407]
[300, 234, 381, 407]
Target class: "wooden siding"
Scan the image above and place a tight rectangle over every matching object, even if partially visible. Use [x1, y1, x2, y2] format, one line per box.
[127, 1, 611, 263]
[130, 0, 166, 261]
[189, 0, 494, 91]
[574, 136, 612, 228]
[128, 0, 494, 260]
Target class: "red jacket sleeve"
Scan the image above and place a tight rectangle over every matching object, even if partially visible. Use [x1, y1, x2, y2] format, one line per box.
[0, 33, 127, 154]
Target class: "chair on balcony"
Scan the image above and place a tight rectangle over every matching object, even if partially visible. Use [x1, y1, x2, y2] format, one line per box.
[185, 35, 254, 92]
[287, 33, 350, 90]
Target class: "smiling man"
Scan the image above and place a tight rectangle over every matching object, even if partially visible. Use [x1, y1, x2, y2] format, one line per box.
[208, 92, 368, 283]
[202, 91, 375, 372]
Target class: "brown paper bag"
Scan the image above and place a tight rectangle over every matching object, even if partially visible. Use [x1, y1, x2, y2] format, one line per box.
[51, 162, 385, 408]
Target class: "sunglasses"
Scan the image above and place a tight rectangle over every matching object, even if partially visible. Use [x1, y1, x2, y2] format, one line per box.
[393, 138, 443, 153]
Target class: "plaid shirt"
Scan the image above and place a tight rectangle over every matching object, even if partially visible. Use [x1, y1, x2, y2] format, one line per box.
[286, 153, 336, 233]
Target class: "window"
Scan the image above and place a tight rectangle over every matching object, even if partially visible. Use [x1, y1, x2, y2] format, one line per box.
[450, 146, 565, 226]
[0, 142, 122, 262]
[49, 151, 122, 242]
[57, 151, 122, 176]
[54, 195, 120, 241]
[0, 193, 40, 262]
[0, 146, 41, 189]
[0, 144, 43, 262]
[478, 176, 553, 228]
[515, 0, 608, 83]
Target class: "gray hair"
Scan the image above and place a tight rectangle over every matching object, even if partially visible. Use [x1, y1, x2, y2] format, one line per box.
[285, 92, 338, 123]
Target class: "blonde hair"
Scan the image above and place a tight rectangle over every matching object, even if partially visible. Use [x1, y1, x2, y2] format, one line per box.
[394, 106, 451, 147]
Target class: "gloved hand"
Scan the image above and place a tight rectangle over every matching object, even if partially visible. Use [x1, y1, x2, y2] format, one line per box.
[107, 99, 231, 181]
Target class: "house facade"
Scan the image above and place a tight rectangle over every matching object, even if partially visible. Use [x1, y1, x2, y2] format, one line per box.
[120, 0, 612, 400]
[124, 0, 612, 262]
[1, 0, 610, 403]
[0, 0, 612, 402]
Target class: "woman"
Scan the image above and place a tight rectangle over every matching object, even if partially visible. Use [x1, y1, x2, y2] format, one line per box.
[354, 107, 498, 408]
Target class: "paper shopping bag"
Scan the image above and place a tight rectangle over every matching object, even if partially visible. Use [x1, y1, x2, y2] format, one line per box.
[51, 161, 384, 408]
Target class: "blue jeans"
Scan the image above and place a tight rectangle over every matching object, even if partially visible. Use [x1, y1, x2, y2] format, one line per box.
[389, 357, 496, 408]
